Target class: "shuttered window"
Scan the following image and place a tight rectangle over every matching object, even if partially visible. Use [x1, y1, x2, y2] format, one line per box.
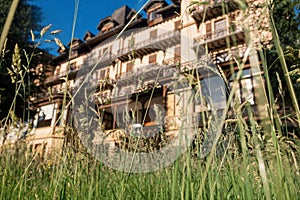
[149, 54, 157, 64]
[126, 62, 133, 72]
[150, 30, 157, 40]
[174, 20, 181, 30]
[174, 46, 181, 63]
[206, 21, 212, 33]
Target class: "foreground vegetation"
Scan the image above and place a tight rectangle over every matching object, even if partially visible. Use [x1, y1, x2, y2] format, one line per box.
[0, 129, 299, 199]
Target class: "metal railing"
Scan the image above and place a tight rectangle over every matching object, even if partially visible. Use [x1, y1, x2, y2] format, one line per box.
[193, 25, 243, 45]
[162, 57, 181, 65]
[117, 30, 180, 56]
[192, 0, 234, 13]
[118, 63, 178, 81]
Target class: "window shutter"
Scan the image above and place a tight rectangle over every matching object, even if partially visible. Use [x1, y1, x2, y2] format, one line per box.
[149, 54, 157, 64]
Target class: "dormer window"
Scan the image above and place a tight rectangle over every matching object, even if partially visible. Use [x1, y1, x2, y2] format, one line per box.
[70, 62, 76, 72]
[101, 22, 114, 33]
[97, 17, 118, 33]
[148, 10, 162, 21]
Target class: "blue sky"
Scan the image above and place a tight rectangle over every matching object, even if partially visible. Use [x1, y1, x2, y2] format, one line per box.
[34, 0, 172, 56]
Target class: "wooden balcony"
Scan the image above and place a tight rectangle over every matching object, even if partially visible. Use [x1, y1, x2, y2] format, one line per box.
[112, 63, 179, 98]
[45, 68, 79, 85]
[193, 25, 245, 52]
[117, 30, 181, 61]
[191, 0, 238, 22]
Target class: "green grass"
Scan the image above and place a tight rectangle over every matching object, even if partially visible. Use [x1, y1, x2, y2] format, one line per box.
[0, 134, 299, 199]
[1, 0, 300, 199]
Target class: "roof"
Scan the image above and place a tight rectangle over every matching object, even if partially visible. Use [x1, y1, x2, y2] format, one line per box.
[156, 4, 180, 14]
[67, 38, 83, 47]
[97, 5, 142, 31]
[97, 16, 119, 31]
[83, 31, 95, 41]
[143, 0, 168, 11]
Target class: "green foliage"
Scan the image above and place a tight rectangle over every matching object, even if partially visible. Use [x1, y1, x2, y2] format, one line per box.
[0, 0, 44, 120]
[267, 0, 300, 108]
[271, 0, 300, 47]
[0, 0, 42, 48]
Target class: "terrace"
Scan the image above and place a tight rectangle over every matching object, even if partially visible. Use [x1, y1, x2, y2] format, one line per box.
[117, 30, 180, 61]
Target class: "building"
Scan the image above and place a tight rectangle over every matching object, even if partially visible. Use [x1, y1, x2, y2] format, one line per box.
[26, 0, 272, 155]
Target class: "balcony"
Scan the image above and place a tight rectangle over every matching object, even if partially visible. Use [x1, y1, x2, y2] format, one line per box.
[193, 25, 245, 52]
[45, 68, 79, 85]
[210, 45, 247, 65]
[191, 0, 238, 22]
[94, 90, 112, 105]
[193, 44, 247, 69]
[117, 30, 181, 61]
[162, 57, 181, 65]
[112, 63, 179, 98]
[30, 86, 74, 102]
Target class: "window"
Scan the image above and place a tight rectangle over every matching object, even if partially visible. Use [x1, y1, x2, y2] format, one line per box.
[106, 67, 110, 79]
[118, 63, 123, 77]
[148, 11, 161, 21]
[150, 30, 157, 40]
[206, 21, 212, 32]
[100, 70, 106, 79]
[126, 62, 133, 72]
[174, 20, 181, 30]
[214, 18, 227, 37]
[205, 21, 212, 39]
[98, 67, 110, 79]
[70, 62, 76, 71]
[36, 104, 54, 128]
[149, 54, 157, 64]
[100, 111, 113, 130]
[101, 22, 114, 33]
[229, 68, 254, 105]
[174, 46, 181, 63]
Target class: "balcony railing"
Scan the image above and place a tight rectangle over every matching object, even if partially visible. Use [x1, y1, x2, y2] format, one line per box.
[94, 90, 112, 104]
[30, 86, 75, 101]
[120, 63, 177, 81]
[191, 0, 238, 22]
[117, 30, 180, 60]
[112, 63, 178, 97]
[162, 57, 181, 65]
[193, 25, 244, 50]
[45, 68, 79, 84]
[210, 45, 247, 65]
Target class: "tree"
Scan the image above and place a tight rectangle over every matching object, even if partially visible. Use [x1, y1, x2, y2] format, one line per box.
[0, 0, 45, 122]
[267, 0, 300, 108]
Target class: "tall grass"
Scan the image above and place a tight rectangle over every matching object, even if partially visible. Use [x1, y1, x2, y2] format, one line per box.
[0, 0, 300, 199]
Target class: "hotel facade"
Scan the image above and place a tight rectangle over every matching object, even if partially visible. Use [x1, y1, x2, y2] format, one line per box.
[7, 0, 272, 154]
